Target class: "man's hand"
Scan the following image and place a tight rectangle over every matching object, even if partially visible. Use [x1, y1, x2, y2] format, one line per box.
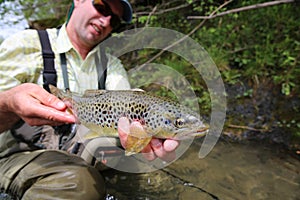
[118, 117, 179, 162]
[0, 83, 76, 132]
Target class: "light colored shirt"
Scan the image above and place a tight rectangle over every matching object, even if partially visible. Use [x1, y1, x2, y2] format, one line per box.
[0, 23, 130, 93]
[0, 24, 131, 157]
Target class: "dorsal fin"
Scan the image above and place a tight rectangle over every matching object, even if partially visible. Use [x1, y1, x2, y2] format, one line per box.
[131, 88, 145, 92]
[83, 90, 108, 97]
[82, 88, 145, 97]
[49, 84, 71, 98]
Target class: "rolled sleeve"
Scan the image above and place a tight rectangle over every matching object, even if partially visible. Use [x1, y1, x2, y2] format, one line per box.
[0, 30, 43, 92]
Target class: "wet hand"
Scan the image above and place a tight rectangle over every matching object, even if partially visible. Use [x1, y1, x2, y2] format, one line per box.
[1, 83, 76, 127]
[118, 117, 179, 162]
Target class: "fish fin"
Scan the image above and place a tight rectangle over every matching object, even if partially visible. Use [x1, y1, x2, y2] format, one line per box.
[49, 85, 73, 100]
[49, 85, 65, 98]
[124, 122, 152, 156]
[125, 136, 152, 156]
[83, 90, 107, 97]
[82, 123, 119, 138]
[83, 89, 144, 97]
[84, 131, 101, 139]
[49, 85, 58, 95]
[130, 88, 145, 92]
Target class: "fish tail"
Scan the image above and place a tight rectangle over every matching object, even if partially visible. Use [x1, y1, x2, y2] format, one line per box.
[49, 85, 69, 99]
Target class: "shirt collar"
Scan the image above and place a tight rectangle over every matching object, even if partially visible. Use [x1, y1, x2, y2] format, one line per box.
[56, 23, 73, 54]
[56, 23, 100, 57]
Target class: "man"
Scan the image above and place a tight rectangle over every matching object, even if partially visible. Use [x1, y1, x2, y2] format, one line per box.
[0, 0, 178, 199]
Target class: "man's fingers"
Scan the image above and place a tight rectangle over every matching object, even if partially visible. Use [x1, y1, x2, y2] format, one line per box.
[163, 139, 180, 152]
[8, 83, 76, 125]
[118, 117, 130, 148]
[150, 138, 165, 158]
[22, 105, 76, 126]
[150, 139, 178, 162]
[23, 117, 66, 127]
[117, 117, 179, 162]
[141, 144, 156, 161]
[29, 84, 66, 110]
[39, 92, 66, 110]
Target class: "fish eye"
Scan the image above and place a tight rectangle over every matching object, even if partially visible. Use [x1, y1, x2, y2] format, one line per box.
[175, 118, 185, 127]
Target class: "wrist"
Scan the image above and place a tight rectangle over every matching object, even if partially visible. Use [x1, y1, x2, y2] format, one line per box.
[0, 90, 20, 132]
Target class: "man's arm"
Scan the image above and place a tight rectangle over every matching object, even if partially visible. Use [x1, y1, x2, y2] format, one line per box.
[0, 83, 76, 133]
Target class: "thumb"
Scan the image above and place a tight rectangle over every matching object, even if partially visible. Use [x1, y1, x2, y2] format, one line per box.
[32, 87, 66, 111]
[118, 117, 130, 148]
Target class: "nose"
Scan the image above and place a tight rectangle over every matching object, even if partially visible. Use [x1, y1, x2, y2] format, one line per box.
[99, 15, 111, 27]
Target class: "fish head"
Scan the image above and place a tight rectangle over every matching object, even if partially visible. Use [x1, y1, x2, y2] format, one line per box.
[154, 107, 209, 140]
[168, 114, 208, 140]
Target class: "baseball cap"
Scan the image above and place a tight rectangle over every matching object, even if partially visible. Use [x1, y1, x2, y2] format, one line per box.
[120, 0, 133, 23]
[67, 0, 133, 24]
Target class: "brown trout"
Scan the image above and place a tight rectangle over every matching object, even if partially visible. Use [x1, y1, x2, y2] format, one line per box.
[50, 85, 209, 155]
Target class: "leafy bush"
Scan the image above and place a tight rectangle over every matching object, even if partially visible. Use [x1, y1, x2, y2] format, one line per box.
[133, 0, 299, 96]
[195, 1, 300, 95]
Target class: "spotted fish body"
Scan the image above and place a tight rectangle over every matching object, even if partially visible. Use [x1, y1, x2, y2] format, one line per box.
[50, 86, 209, 155]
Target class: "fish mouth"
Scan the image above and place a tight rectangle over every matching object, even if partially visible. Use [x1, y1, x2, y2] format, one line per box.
[173, 125, 209, 140]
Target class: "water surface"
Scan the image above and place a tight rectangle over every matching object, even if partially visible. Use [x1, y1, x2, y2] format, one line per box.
[103, 139, 300, 200]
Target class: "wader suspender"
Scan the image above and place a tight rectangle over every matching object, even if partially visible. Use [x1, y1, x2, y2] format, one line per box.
[37, 29, 108, 92]
[37, 30, 57, 92]
[37, 29, 108, 150]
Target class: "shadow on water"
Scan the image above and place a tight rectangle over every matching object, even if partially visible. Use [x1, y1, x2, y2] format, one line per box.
[103, 139, 300, 200]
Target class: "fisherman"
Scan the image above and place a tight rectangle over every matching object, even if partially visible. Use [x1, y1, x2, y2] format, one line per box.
[0, 0, 179, 199]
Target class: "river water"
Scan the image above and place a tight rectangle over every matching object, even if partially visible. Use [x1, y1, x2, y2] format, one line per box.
[103, 139, 300, 200]
[0, 140, 298, 200]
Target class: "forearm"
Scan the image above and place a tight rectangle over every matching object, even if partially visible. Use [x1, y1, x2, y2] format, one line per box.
[0, 90, 20, 133]
[0, 112, 19, 133]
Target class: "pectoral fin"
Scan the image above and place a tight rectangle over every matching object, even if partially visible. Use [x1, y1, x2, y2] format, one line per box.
[125, 122, 152, 156]
[82, 120, 152, 156]
[84, 131, 101, 140]
[83, 123, 118, 139]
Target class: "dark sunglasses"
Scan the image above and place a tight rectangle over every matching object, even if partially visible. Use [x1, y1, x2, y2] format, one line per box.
[92, 0, 121, 29]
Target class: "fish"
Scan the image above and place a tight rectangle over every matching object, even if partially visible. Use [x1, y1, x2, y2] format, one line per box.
[49, 85, 209, 156]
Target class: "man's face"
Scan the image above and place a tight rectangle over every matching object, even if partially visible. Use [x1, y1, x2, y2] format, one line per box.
[70, 0, 123, 48]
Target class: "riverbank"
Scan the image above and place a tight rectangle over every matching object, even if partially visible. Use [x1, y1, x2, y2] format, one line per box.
[223, 79, 300, 153]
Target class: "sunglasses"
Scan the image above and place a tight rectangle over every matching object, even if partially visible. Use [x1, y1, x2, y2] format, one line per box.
[92, 0, 121, 29]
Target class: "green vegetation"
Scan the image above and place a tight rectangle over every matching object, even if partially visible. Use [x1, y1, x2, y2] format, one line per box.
[133, 0, 299, 96]
[1, 1, 298, 93]
[0, 0, 70, 29]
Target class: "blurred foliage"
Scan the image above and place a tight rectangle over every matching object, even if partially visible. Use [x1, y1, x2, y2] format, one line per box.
[0, 0, 71, 29]
[132, 0, 300, 96]
[0, 0, 299, 97]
